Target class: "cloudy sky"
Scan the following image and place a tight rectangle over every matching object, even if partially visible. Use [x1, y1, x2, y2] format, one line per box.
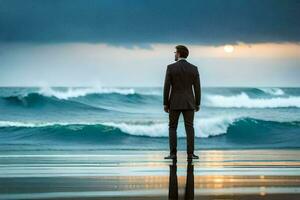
[0, 0, 300, 87]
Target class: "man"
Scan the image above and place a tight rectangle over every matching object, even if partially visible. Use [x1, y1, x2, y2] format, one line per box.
[163, 45, 201, 160]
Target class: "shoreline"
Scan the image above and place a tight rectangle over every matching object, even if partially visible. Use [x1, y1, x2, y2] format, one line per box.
[0, 150, 299, 199]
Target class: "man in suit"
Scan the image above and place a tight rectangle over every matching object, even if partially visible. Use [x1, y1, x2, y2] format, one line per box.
[163, 45, 201, 160]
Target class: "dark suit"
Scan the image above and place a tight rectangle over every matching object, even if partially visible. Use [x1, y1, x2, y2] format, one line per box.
[163, 59, 201, 155]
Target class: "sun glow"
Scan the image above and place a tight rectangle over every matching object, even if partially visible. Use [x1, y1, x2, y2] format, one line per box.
[224, 45, 234, 53]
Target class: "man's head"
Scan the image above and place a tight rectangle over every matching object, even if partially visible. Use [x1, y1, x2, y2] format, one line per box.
[174, 45, 189, 61]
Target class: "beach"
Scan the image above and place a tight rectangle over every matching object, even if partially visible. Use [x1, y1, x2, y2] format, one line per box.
[1, 149, 300, 199]
[1, 87, 300, 199]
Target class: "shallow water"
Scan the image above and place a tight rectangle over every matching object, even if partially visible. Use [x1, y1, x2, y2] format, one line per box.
[0, 150, 299, 199]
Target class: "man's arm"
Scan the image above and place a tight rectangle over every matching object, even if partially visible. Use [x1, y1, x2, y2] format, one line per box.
[163, 65, 171, 112]
[193, 67, 201, 111]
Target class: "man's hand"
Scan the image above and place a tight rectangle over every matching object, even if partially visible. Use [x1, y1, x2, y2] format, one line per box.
[195, 105, 200, 112]
[164, 105, 169, 113]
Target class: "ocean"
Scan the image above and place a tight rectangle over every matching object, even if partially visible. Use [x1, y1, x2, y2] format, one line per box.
[0, 86, 300, 151]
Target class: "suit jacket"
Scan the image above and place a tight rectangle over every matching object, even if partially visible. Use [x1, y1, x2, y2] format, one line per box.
[163, 59, 201, 110]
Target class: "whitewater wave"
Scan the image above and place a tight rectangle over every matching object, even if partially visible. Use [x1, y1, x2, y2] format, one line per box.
[0, 118, 299, 142]
[101, 122, 167, 137]
[0, 121, 94, 128]
[259, 88, 285, 96]
[1, 118, 299, 149]
[1, 93, 111, 112]
[0, 116, 240, 138]
[103, 119, 233, 138]
[206, 92, 300, 108]
[38, 87, 136, 100]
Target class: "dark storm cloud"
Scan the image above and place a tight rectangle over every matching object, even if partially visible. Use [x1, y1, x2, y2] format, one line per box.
[0, 0, 300, 46]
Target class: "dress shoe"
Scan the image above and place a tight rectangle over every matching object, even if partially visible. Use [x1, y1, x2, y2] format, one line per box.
[164, 154, 177, 159]
[187, 154, 199, 160]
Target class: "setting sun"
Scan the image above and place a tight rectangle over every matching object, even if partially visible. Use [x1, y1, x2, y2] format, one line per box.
[224, 45, 234, 53]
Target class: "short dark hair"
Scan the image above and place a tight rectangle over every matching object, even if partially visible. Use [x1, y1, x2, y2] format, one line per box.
[175, 45, 189, 58]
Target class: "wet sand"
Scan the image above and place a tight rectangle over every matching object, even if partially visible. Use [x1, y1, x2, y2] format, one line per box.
[0, 150, 300, 199]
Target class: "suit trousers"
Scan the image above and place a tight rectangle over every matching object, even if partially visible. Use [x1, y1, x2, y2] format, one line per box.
[168, 109, 195, 155]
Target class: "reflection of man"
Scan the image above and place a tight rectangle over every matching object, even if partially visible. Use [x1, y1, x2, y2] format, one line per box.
[184, 160, 194, 200]
[168, 160, 178, 200]
[164, 45, 201, 160]
[168, 159, 195, 200]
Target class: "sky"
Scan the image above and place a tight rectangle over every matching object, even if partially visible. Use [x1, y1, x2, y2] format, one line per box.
[0, 0, 300, 87]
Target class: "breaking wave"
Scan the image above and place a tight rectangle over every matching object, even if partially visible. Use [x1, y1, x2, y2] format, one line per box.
[206, 92, 300, 108]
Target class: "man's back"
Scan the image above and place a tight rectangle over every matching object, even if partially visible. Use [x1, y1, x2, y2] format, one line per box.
[163, 45, 200, 160]
[163, 59, 201, 110]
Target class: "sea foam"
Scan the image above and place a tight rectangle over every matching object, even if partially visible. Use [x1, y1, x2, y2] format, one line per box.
[0, 116, 238, 138]
[207, 92, 300, 108]
[259, 88, 285, 96]
[38, 86, 136, 100]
